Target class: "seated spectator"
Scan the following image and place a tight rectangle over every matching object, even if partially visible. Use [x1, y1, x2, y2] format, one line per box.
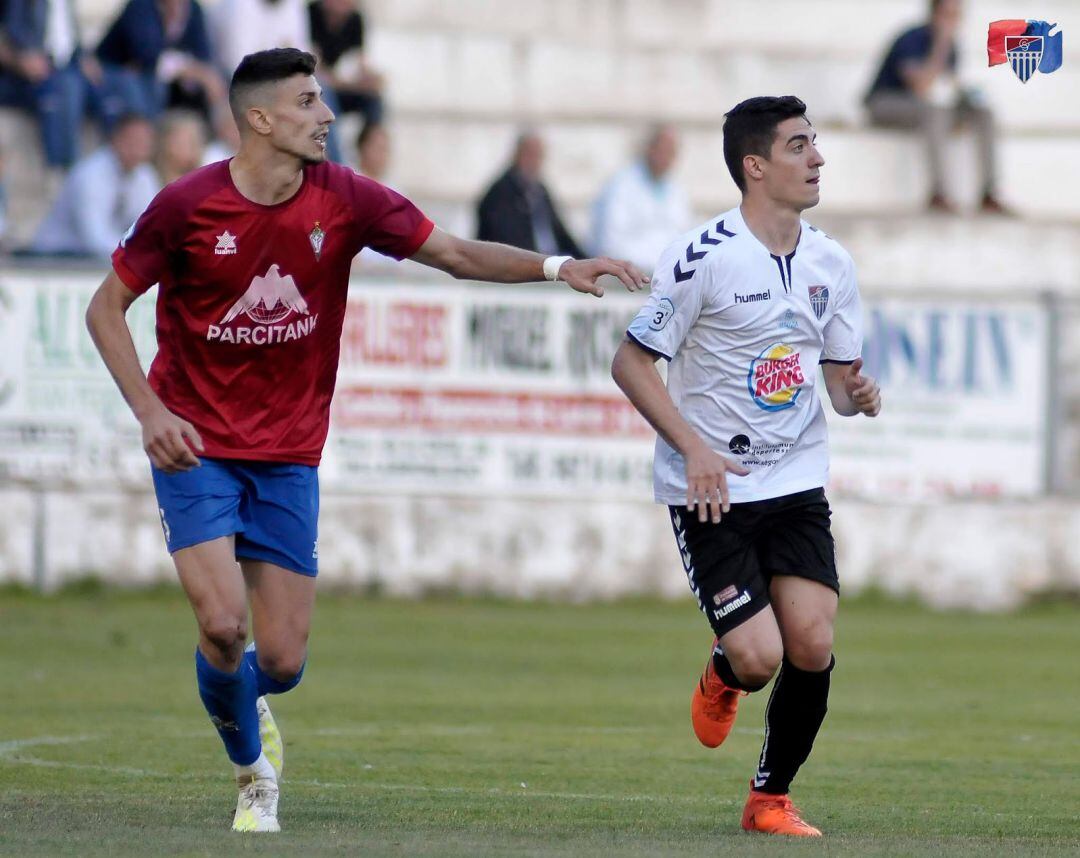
[476, 131, 583, 257]
[355, 120, 388, 180]
[28, 113, 158, 257]
[95, 0, 224, 125]
[209, 0, 311, 79]
[352, 121, 401, 271]
[590, 124, 691, 273]
[156, 108, 206, 184]
[202, 103, 240, 163]
[864, 0, 1007, 214]
[309, 0, 384, 127]
[0, 0, 95, 170]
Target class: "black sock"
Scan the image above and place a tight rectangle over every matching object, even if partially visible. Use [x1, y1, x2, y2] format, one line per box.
[711, 644, 769, 693]
[752, 655, 834, 794]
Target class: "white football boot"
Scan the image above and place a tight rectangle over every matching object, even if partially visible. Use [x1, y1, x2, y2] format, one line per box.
[256, 696, 284, 780]
[232, 772, 280, 833]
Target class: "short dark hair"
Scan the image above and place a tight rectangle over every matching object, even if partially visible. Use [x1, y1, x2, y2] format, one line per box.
[229, 48, 318, 121]
[722, 96, 808, 193]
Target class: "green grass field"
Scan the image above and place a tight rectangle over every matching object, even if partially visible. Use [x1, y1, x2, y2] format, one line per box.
[1, 587, 1078, 857]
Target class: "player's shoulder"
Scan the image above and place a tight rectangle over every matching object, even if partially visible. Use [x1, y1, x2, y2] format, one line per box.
[154, 160, 232, 212]
[656, 207, 744, 286]
[306, 159, 375, 195]
[801, 219, 855, 270]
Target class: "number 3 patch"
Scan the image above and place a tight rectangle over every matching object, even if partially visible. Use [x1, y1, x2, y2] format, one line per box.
[649, 298, 675, 331]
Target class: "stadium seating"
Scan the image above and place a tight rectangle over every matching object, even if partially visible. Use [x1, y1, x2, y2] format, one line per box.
[2, 0, 1078, 249]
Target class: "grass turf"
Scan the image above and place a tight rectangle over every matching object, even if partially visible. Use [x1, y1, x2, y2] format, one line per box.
[1, 587, 1078, 856]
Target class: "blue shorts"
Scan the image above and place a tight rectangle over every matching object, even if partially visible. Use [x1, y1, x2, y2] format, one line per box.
[151, 458, 319, 576]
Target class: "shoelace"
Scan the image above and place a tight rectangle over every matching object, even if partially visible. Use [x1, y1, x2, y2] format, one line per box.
[240, 782, 277, 811]
[756, 795, 814, 828]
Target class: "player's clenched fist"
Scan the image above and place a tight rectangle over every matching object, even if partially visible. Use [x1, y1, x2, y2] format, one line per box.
[843, 358, 882, 417]
[140, 404, 204, 473]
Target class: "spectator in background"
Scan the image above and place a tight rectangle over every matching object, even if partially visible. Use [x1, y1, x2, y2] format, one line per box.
[308, 0, 383, 127]
[591, 124, 692, 273]
[864, 0, 1007, 214]
[156, 108, 206, 185]
[353, 121, 400, 271]
[202, 103, 240, 162]
[0, 0, 97, 170]
[96, 0, 224, 125]
[29, 113, 158, 257]
[209, 0, 311, 80]
[476, 131, 583, 257]
[355, 120, 388, 180]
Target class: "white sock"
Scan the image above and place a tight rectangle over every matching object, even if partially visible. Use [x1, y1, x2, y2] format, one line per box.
[234, 751, 276, 783]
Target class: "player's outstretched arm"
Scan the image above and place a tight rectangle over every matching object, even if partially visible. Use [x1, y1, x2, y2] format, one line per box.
[85, 270, 204, 473]
[612, 337, 749, 523]
[409, 227, 649, 296]
[822, 358, 882, 417]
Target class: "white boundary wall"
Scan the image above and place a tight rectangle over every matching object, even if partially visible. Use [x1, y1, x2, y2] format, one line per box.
[0, 267, 1076, 609]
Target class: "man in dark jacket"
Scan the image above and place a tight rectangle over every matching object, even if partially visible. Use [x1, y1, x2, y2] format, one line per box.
[476, 132, 583, 257]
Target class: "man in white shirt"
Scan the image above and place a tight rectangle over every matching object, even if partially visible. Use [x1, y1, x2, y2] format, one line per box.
[30, 113, 159, 257]
[612, 96, 881, 838]
[591, 124, 692, 273]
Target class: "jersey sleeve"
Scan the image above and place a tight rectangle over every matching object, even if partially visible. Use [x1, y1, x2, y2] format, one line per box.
[110, 188, 184, 294]
[347, 172, 434, 260]
[625, 255, 708, 361]
[821, 254, 863, 363]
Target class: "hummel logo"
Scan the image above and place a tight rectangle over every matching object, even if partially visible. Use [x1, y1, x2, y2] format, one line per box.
[215, 230, 238, 255]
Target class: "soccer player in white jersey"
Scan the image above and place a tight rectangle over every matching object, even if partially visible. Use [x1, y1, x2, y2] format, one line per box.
[612, 96, 881, 837]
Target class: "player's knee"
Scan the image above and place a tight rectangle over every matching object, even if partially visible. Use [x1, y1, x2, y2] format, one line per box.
[200, 614, 247, 658]
[727, 642, 783, 690]
[784, 622, 834, 671]
[258, 649, 306, 684]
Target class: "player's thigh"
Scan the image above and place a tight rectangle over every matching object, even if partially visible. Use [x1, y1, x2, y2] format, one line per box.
[668, 504, 780, 672]
[234, 462, 320, 578]
[757, 488, 838, 670]
[173, 536, 248, 643]
[153, 459, 248, 634]
[241, 558, 317, 671]
[769, 576, 837, 670]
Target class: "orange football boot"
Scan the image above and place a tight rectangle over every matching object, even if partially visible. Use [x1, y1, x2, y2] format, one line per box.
[690, 638, 744, 748]
[741, 784, 823, 837]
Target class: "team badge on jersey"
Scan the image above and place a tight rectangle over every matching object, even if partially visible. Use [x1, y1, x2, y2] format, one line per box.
[309, 221, 325, 260]
[808, 285, 829, 319]
[747, 343, 804, 412]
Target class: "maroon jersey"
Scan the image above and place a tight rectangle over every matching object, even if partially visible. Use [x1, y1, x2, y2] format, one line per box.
[113, 160, 433, 465]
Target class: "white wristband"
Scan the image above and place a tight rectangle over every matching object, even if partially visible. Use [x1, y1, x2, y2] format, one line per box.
[543, 255, 573, 282]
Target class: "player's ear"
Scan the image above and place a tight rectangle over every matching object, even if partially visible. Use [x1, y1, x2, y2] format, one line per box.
[245, 106, 273, 137]
[743, 153, 765, 184]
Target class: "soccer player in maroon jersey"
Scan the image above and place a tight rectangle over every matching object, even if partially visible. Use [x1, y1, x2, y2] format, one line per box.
[85, 47, 646, 833]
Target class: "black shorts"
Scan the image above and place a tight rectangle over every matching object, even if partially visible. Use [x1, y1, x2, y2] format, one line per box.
[668, 488, 839, 638]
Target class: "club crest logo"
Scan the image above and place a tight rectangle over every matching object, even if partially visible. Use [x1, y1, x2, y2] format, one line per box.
[988, 20, 1063, 83]
[808, 285, 829, 320]
[309, 221, 325, 261]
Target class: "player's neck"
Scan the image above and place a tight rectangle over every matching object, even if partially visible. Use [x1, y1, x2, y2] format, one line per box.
[229, 150, 306, 206]
[738, 198, 802, 256]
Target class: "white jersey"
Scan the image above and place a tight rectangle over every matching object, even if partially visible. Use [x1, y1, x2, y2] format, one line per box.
[626, 205, 863, 504]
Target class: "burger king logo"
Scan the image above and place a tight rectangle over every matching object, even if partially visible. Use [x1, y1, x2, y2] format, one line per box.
[747, 343, 804, 411]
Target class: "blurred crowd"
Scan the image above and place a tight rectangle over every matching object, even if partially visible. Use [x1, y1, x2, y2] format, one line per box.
[0, 0, 1010, 267]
